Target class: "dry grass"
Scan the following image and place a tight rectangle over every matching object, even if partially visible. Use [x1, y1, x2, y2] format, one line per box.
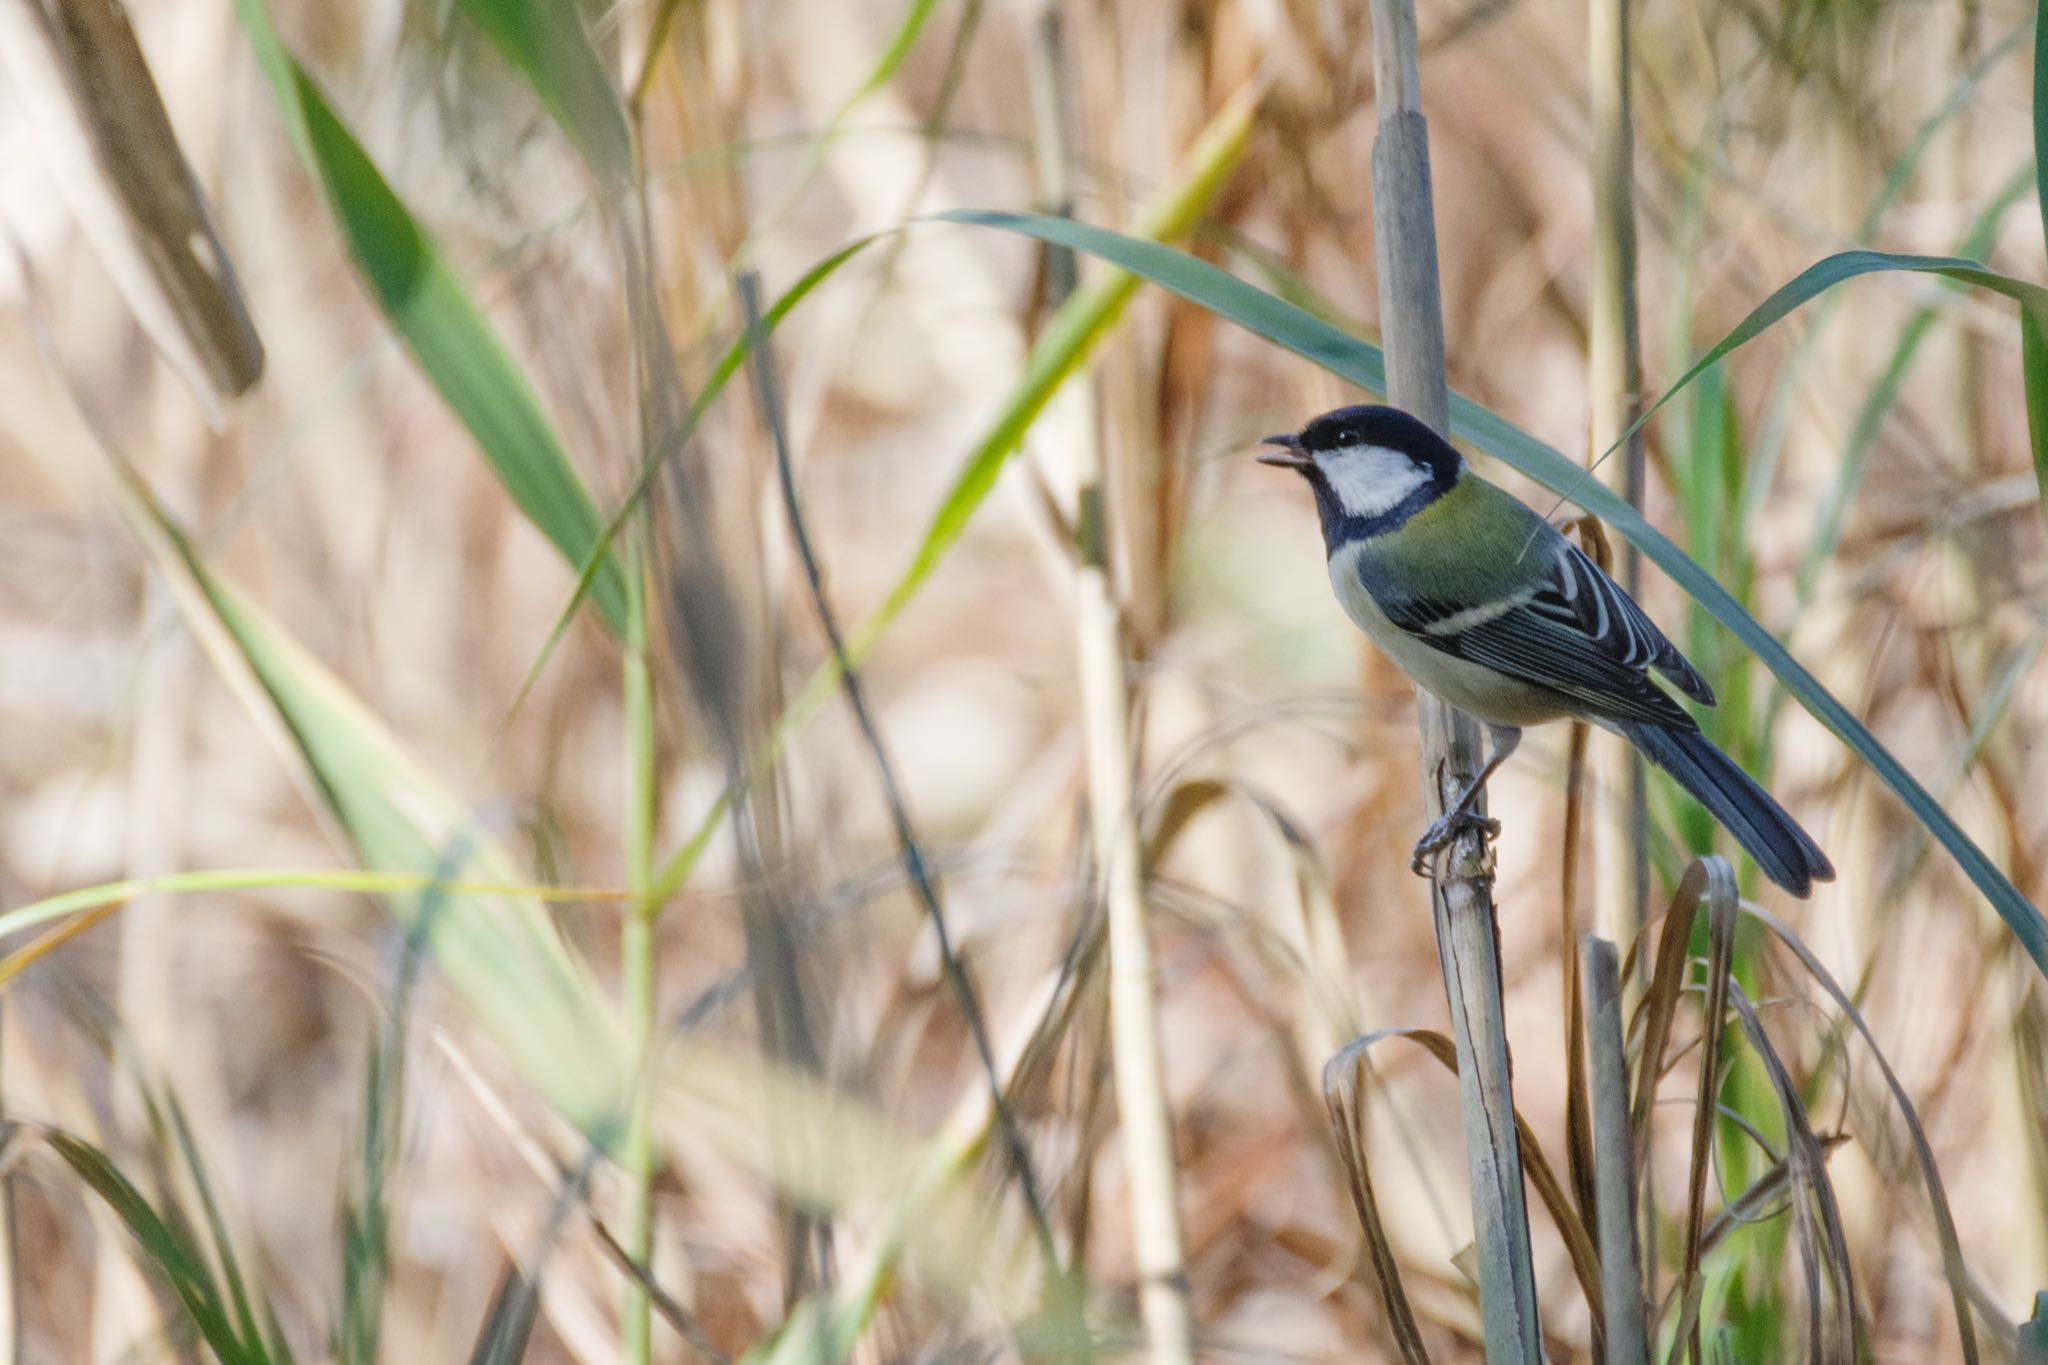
[0, 0, 2044, 1359]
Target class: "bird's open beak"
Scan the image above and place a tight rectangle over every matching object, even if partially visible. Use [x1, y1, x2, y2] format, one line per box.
[1256, 433, 1310, 469]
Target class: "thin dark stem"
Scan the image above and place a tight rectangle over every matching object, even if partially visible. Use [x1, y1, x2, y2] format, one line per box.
[735, 273, 1062, 1277]
[581, 1188, 731, 1362]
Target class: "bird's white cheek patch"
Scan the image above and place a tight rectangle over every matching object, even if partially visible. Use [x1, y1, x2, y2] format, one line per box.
[1320, 444, 1430, 519]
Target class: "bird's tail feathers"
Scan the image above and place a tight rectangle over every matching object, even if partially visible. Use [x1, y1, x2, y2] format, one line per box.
[1620, 721, 1835, 898]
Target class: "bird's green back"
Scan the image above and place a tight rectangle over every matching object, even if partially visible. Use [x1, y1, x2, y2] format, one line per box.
[1348, 470, 1558, 610]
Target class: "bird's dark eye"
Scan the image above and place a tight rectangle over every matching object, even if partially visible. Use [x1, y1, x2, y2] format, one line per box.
[1338, 427, 1358, 445]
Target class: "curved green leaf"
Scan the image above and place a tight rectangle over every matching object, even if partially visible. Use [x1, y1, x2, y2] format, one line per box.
[935, 208, 2048, 976]
[1621, 250, 2048, 472]
[232, 0, 629, 634]
[48, 1129, 284, 1365]
[111, 458, 630, 1138]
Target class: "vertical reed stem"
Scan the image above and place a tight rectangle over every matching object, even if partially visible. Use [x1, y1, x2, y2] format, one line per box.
[1583, 936, 1649, 1365]
[1033, 4, 1196, 1352]
[1077, 500, 1196, 1363]
[1363, 1, 1541, 1356]
[1588, 0, 1649, 971]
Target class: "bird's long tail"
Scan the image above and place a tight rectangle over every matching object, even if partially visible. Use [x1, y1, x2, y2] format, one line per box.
[1618, 721, 1835, 898]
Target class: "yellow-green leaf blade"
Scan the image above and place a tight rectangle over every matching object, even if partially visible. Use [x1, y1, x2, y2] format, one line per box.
[2028, 10, 2048, 533]
[117, 468, 629, 1137]
[232, 0, 629, 634]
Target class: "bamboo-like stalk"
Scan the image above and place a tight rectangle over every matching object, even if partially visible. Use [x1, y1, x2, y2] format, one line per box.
[1582, 936, 1649, 1365]
[1362, 1, 1541, 1356]
[1588, 0, 1649, 971]
[1033, 5, 1195, 1355]
[1076, 465, 1196, 1360]
[621, 550, 658, 1365]
[1077, 486, 1196, 1362]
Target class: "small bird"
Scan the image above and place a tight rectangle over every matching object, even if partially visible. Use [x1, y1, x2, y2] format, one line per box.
[1258, 403, 1833, 897]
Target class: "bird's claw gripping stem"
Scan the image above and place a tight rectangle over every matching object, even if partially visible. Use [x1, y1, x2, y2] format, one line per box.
[1410, 808, 1501, 878]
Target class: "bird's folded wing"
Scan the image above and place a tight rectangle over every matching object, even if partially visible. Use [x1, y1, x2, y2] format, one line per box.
[1530, 541, 1715, 705]
[1378, 585, 1697, 728]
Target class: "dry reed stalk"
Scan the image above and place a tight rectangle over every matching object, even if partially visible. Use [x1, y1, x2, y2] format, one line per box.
[1582, 936, 1649, 1365]
[1027, 5, 1196, 1356]
[0, 0, 261, 416]
[1058, 125, 1200, 1365]
[1587, 0, 1649, 971]
[1363, 0, 1541, 1356]
[0, 18, 257, 1327]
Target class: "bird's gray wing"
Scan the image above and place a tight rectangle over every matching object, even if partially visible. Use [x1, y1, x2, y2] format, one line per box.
[1372, 573, 1698, 729]
[1529, 540, 1714, 704]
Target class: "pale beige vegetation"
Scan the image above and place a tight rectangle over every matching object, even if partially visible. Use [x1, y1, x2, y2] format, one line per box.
[0, 0, 2044, 1360]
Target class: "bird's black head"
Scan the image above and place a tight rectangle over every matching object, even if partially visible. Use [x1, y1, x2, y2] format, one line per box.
[1256, 404, 1463, 542]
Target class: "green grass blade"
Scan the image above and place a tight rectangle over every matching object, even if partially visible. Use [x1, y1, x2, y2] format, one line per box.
[111, 463, 630, 1139]
[1625, 252, 2048, 470]
[850, 0, 946, 105]
[164, 1096, 288, 1363]
[47, 1130, 273, 1365]
[467, 1264, 542, 1365]
[934, 210, 2048, 976]
[231, 0, 629, 633]
[171, 1122, 258, 1346]
[863, 91, 1257, 632]
[2024, 312, 2048, 526]
[338, 1081, 391, 1365]
[451, 0, 632, 189]
[2021, 1293, 2048, 1359]
[502, 236, 881, 738]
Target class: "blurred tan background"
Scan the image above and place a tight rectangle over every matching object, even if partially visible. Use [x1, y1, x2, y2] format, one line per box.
[1, 0, 2044, 1359]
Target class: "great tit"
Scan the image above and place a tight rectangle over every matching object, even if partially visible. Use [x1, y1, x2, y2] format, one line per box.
[1258, 403, 1833, 898]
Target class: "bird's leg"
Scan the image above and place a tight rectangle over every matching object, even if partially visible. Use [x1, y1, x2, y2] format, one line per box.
[1411, 725, 1523, 876]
